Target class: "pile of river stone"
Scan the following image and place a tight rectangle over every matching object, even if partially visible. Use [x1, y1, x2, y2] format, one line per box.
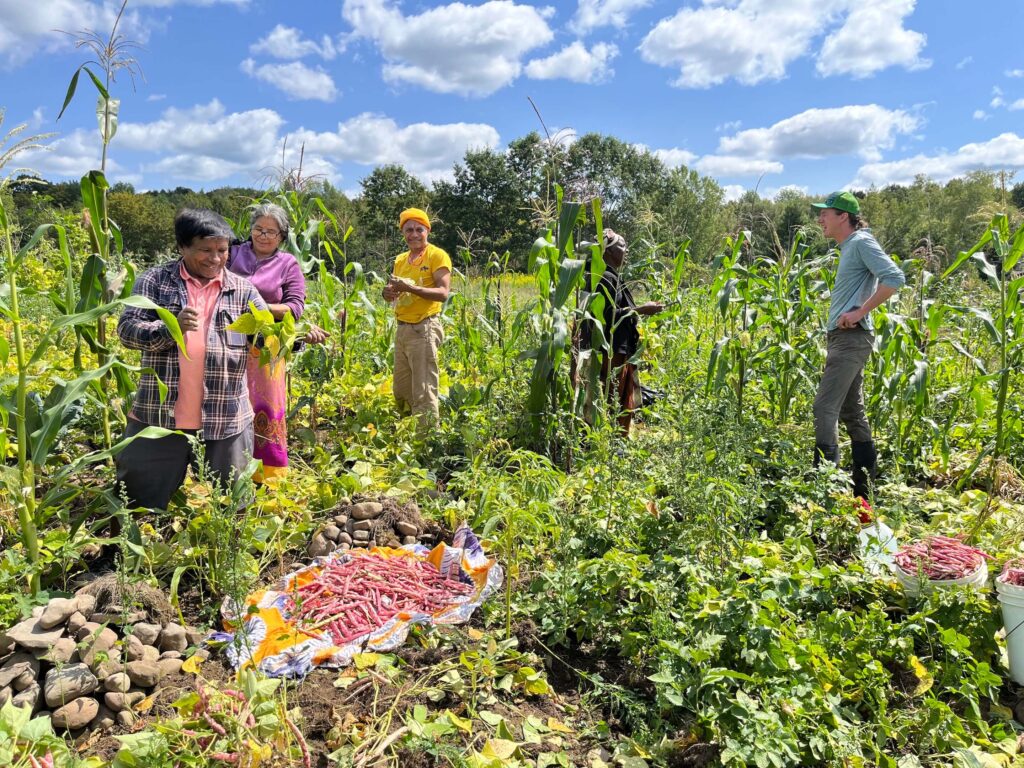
[307, 498, 430, 559]
[0, 593, 202, 733]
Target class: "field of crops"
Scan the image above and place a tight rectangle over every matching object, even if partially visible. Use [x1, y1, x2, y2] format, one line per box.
[2, 172, 1024, 768]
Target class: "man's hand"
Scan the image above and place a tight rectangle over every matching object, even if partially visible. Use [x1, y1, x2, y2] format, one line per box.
[636, 301, 665, 316]
[304, 324, 328, 345]
[837, 308, 864, 329]
[176, 306, 200, 333]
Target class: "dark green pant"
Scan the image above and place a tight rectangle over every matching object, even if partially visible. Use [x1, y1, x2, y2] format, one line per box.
[813, 327, 873, 445]
[115, 419, 254, 510]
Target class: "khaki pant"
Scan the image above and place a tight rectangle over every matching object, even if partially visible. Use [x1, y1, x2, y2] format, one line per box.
[393, 315, 443, 426]
[813, 327, 874, 445]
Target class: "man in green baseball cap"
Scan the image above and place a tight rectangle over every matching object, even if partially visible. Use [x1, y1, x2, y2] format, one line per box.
[811, 190, 905, 500]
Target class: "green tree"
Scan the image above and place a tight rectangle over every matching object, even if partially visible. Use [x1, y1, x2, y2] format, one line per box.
[108, 190, 176, 262]
[356, 164, 429, 272]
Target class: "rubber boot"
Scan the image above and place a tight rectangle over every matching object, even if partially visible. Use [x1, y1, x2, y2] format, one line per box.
[814, 443, 840, 467]
[851, 440, 878, 500]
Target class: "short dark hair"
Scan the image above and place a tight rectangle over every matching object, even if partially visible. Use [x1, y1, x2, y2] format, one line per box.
[174, 208, 233, 248]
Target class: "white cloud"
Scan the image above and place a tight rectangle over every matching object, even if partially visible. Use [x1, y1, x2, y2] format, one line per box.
[525, 42, 617, 83]
[851, 132, 1024, 187]
[147, 94, 167, 102]
[292, 113, 501, 182]
[249, 24, 339, 60]
[717, 105, 921, 162]
[716, 120, 742, 133]
[695, 156, 784, 177]
[571, 0, 652, 33]
[16, 129, 106, 179]
[956, 56, 973, 70]
[974, 110, 989, 120]
[0, 0, 244, 66]
[767, 184, 809, 199]
[67, 100, 498, 186]
[240, 59, 338, 102]
[722, 184, 746, 202]
[639, 0, 928, 88]
[118, 100, 285, 178]
[1006, 69, 1024, 78]
[991, 87, 1005, 108]
[651, 147, 698, 169]
[1010, 99, 1024, 111]
[816, 0, 929, 78]
[342, 0, 554, 96]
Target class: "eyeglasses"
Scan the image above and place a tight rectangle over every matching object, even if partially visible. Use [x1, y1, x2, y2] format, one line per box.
[252, 226, 281, 238]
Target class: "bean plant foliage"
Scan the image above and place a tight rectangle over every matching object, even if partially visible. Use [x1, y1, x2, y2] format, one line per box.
[4, 126, 1024, 765]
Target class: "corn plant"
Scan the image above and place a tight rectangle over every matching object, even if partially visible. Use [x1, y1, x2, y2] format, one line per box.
[520, 186, 588, 456]
[706, 231, 754, 419]
[0, 195, 183, 594]
[941, 213, 1024, 506]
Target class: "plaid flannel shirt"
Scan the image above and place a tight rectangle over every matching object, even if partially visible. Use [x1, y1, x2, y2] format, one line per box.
[117, 260, 267, 440]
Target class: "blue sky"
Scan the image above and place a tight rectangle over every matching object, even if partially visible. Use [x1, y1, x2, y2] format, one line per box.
[3, 0, 1023, 200]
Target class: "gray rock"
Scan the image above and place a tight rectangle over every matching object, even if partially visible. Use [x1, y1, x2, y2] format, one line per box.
[307, 533, 331, 558]
[104, 690, 145, 712]
[11, 682, 41, 712]
[185, 628, 205, 646]
[192, 647, 211, 661]
[0, 686, 11, 706]
[116, 709, 138, 727]
[337, 532, 353, 545]
[158, 658, 183, 678]
[159, 623, 188, 653]
[402, 535, 418, 546]
[323, 524, 342, 541]
[104, 672, 132, 693]
[31, 606, 44, 618]
[75, 622, 101, 642]
[73, 593, 97, 617]
[124, 633, 145, 661]
[93, 703, 116, 731]
[333, 514, 349, 526]
[339, 542, 351, 551]
[350, 502, 383, 520]
[52, 696, 99, 730]
[0, 634, 14, 656]
[131, 623, 161, 646]
[0, 653, 40, 688]
[44, 663, 99, 708]
[92, 658, 122, 680]
[12, 669, 36, 691]
[91, 610, 146, 625]
[125, 660, 161, 688]
[39, 598, 78, 629]
[141, 645, 160, 664]
[40, 637, 79, 665]
[352, 530, 370, 542]
[395, 521, 418, 537]
[66, 612, 88, 636]
[3, 617, 66, 651]
[80, 627, 118, 667]
[159, 650, 183, 660]
[352, 519, 373, 532]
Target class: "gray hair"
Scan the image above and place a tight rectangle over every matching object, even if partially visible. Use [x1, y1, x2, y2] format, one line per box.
[250, 202, 290, 239]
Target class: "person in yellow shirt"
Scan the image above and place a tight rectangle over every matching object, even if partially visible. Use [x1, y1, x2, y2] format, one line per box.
[381, 208, 452, 427]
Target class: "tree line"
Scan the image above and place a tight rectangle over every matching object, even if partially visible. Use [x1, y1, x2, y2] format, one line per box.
[6, 130, 1023, 276]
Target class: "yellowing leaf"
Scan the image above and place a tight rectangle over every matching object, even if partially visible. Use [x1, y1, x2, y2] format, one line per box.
[134, 694, 156, 712]
[481, 738, 520, 760]
[181, 655, 204, 674]
[468, 628, 485, 640]
[445, 710, 473, 733]
[265, 336, 281, 357]
[353, 653, 381, 669]
[908, 655, 934, 697]
[547, 717, 573, 734]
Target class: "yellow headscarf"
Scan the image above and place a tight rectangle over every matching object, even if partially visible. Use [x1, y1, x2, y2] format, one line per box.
[399, 208, 431, 230]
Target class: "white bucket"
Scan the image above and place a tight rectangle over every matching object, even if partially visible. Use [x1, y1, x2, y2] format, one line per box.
[996, 577, 1024, 684]
[893, 560, 988, 598]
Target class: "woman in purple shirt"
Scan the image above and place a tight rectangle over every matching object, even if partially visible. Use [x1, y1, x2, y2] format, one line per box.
[228, 203, 326, 480]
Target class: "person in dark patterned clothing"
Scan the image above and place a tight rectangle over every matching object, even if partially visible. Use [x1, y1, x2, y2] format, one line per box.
[115, 209, 267, 510]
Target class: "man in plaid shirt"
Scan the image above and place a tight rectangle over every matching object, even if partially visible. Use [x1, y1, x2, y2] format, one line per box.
[115, 208, 267, 509]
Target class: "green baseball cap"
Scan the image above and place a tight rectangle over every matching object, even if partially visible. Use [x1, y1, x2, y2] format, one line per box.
[812, 190, 860, 215]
